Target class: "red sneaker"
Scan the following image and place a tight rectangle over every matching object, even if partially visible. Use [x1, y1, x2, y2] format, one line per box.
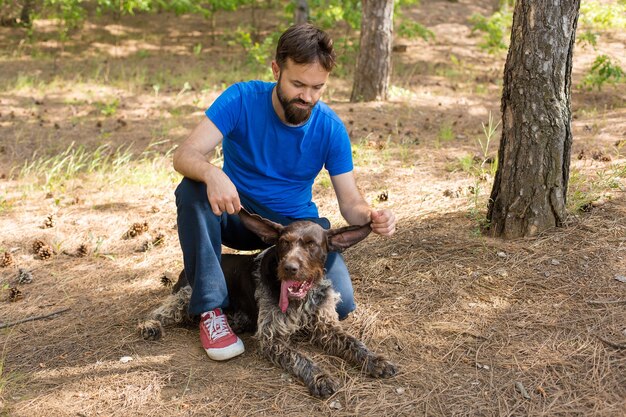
[199, 308, 244, 361]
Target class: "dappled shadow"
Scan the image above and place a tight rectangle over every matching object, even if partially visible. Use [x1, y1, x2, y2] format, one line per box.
[1, 0, 625, 414]
[2, 194, 624, 415]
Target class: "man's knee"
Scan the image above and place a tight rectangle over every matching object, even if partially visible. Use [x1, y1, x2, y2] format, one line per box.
[175, 178, 210, 209]
[336, 293, 356, 320]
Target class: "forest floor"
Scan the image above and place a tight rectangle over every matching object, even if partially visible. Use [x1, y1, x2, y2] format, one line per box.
[0, 0, 625, 416]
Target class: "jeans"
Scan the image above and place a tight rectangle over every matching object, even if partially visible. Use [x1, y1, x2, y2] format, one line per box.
[175, 177, 356, 320]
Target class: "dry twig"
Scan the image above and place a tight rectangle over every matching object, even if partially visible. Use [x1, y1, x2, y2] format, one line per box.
[0, 307, 71, 329]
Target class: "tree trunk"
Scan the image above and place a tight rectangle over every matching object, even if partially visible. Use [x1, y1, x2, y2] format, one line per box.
[487, 0, 580, 238]
[294, 0, 308, 25]
[20, 0, 36, 26]
[350, 0, 394, 102]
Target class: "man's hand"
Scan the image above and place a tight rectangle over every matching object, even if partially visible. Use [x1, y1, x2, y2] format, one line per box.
[204, 167, 241, 216]
[173, 117, 241, 216]
[370, 209, 396, 236]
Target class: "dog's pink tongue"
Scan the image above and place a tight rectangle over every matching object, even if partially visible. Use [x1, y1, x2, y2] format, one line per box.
[279, 280, 294, 313]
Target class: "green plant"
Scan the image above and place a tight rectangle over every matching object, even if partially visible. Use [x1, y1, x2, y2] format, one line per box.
[0, 195, 12, 212]
[14, 73, 38, 90]
[136, 49, 151, 58]
[303, 0, 362, 30]
[45, 0, 87, 38]
[397, 21, 434, 41]
[315, 171, 331, 189]
[462, 113, 500, 232]
[469, 6, 512, 53]
[96, 98, 120, 117]
[581, 55, 625, 91]
[567, 163, 626, 212]
[11, 138, 181, 209]
[477, 111, 499, 169]
[577, 30, 598, 49]
[436, 123, 454, 146]
[579, 0, 626, 30]
[177, 81, 192, 98]
[229, 27, 281, 74]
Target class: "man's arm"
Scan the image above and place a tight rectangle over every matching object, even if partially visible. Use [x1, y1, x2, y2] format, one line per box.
[330, 172, 396, 236]
[173, 117, 241, 215]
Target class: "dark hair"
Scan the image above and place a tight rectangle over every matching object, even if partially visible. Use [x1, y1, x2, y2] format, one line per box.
[275, 24, 336, 72]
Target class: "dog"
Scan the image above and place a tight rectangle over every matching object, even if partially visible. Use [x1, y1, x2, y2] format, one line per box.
[139, 210, 397, 397]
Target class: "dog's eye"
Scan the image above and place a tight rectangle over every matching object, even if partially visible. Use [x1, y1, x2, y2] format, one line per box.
[305, 240, 316, 247]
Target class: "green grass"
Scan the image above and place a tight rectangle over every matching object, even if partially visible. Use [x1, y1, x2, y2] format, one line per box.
[436, 123, 455, 147]
[16, 141, 179, 192]
[449, 113, 501, 233]
[95, 98, 120, 117]
[315, 171, 332, 189]
[0, 195, 13, 213]
[568, 162, 626, 212]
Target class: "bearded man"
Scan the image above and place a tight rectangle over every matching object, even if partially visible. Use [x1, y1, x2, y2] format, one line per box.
[173, 23, 396, 361]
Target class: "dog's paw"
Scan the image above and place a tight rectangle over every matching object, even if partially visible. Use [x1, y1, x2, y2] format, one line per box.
[138, 320, 163, 341]
[365, 355, 397, 378]
[308, 374, 339, 398]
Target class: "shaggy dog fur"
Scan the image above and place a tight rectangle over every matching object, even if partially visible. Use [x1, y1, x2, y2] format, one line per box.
[138, 210, 397, 397]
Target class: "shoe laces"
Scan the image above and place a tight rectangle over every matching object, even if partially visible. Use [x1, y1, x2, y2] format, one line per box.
[202, 311, 231, 341]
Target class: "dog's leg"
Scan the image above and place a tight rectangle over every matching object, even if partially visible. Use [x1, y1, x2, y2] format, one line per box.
[228, 310, 255, 334]
[310, 321, 397, 378]
[258, 337, 339, 398]
[138, 286, 192, 340]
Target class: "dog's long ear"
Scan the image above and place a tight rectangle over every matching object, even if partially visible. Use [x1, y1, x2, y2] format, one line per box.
[238, 208, 283, 244]
[327, 223, 372, 252]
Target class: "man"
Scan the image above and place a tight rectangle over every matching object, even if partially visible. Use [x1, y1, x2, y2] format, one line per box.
[173, 24, 396, 361]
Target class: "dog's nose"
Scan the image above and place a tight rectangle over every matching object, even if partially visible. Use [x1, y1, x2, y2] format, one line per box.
[283, 262, 299, 275]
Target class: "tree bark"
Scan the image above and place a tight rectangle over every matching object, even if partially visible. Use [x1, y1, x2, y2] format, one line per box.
[20, 0, 36, 26]
[294, 0, 309, 25]
[487, 0, 581, 238]
[350, 0, 394, 102]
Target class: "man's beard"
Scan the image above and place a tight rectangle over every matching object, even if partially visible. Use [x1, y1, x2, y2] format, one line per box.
[276, 77, 314, 125]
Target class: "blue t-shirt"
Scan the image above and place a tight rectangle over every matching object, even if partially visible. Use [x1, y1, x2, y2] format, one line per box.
[205, 81, 353, 218]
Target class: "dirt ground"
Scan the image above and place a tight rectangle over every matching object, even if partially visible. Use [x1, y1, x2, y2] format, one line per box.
[1, 0, 625, 416]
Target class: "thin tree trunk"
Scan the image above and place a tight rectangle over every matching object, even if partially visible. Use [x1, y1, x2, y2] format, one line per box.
[294, 0, 308, 24]
[350, 0, 394, 102]
[20, 0, 36, 26]
[487, 0, 580, 238]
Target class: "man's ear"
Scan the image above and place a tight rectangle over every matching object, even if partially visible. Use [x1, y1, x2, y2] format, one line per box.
[271, 60, 280, 81]
[238, 209, 283, 244]
[327, 223, 372, 252]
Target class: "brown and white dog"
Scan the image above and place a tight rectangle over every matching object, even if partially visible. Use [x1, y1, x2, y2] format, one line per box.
[139, 210, 397, 397]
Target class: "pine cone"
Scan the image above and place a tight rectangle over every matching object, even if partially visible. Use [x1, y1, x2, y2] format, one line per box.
[32, 239, 46, 253]
[1, 251, 15, 268]
[37, 245, 53, 260]
[42, 214, 55, 229]
[125, 221, 149, 239]
[17, 268, 33, 284]
[76, 244, 89, 257]
[376, 190, 389, 202]
[8, 286, 23, 302]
